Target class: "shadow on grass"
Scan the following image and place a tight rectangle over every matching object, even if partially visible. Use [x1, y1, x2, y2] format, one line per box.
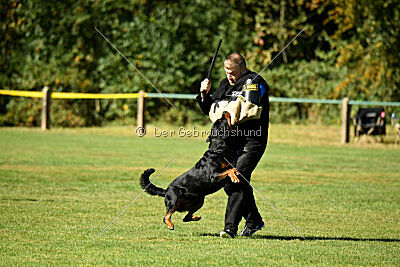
[1, 198, 55, 202]
[200, 233, 400, 242]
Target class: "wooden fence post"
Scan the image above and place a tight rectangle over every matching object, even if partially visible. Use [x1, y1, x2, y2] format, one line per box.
[341, 97, 351, 144]
[41, 86, 52, 130]
[137, 90, 145, 132]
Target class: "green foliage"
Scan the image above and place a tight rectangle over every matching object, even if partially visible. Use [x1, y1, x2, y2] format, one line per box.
[265, 50, 347, 123]
[327, 0, 400, 101]
[0, 0, 399, 126]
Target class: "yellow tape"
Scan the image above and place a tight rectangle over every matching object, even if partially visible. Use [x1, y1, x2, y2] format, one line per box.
[0, 89, 144, 99]
[52, 92, 141, 99]
[0, 89, 43, 98]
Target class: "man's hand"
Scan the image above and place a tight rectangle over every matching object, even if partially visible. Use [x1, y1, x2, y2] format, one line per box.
[200, 79, 211, 94]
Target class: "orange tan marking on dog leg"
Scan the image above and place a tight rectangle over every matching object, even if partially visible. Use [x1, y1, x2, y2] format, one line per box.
[215, 171, 228, 181]
[216, 168, 240, 183]
[164, 199, 181, 230]
[163, 212, 175, 230]
[228, 168, 240, 183]
[221, 162, 229, 169]
[183, 213, 202, 222]
[191, 215, 201, 221]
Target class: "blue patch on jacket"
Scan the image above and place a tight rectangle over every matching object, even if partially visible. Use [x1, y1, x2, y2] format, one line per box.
[259, 83, 266, 98]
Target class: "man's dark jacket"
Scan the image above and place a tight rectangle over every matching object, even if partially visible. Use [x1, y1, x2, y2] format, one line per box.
[196, 70, 270, 149]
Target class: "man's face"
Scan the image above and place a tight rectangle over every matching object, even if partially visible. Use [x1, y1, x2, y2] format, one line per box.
[224, 62, 244, 85]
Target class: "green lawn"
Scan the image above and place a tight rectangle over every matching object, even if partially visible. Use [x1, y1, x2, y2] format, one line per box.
[0, 124, 399, 265]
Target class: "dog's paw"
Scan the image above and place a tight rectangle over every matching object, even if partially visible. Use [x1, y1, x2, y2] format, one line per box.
[192, 215, 201, 221]
[230, 175, 240, 183]
[229, 169, 240, 183]
[163, 217, 174, 230]
[183, 215, 202, 222]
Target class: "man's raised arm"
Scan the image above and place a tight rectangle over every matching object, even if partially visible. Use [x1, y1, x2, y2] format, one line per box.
[196, 78, 213, 115]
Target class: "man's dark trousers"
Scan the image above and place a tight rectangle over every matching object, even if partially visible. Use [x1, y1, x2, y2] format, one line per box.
[223, 145, 265, 233]
[196, 69, 269, 234]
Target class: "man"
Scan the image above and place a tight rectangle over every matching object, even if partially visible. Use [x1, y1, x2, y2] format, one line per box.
[196, 53, 270, 238]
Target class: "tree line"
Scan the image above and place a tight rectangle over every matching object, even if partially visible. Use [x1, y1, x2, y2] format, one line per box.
[1, 0, 399, 126]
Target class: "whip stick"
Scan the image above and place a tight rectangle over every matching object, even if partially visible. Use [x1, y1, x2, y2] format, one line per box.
[202, 39, 222, 101]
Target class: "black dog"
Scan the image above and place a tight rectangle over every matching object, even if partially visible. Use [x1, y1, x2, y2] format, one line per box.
[140, 112, 240, 230]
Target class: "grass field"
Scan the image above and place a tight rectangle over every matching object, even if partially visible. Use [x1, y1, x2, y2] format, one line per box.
[1, 124, 399, 265]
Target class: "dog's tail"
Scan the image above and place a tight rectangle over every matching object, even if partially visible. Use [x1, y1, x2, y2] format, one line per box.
[140, 168, 165, 197]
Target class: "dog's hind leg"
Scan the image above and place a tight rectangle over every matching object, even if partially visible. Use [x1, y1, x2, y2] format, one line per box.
[183, 198, 204, 222]
[163, 210, 176, 230]
[163, 188, 181, 230]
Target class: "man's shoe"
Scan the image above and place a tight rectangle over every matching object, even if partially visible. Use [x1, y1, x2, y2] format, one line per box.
[220, 229, 236, 238]
[239, 221, 265, 237]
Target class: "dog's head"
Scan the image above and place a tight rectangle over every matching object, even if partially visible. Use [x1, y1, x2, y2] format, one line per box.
[206, 112, 236, 152]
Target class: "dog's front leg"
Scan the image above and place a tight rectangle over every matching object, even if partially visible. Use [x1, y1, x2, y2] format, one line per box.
[227, 168, 240, 183]
[216, 168, 240, 183]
